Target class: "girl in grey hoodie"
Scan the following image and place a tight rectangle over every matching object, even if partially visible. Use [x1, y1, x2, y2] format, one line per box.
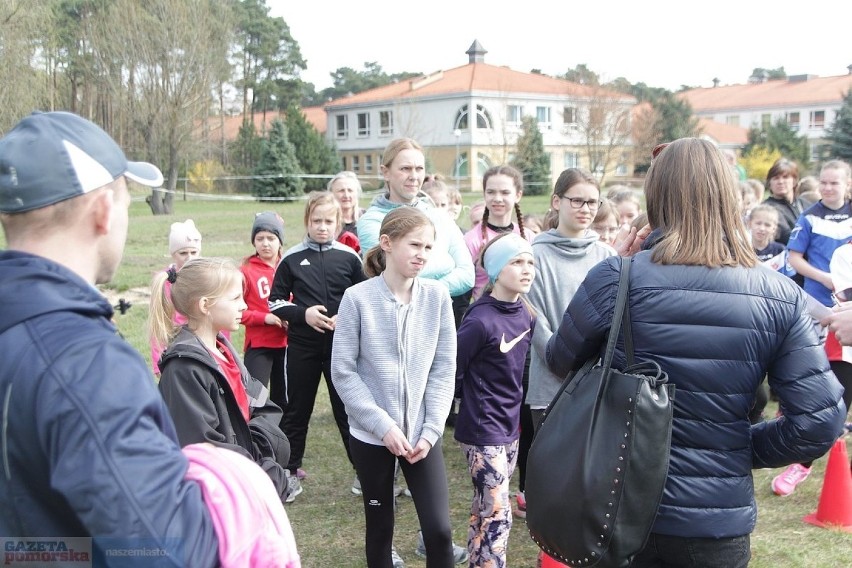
[526, 169, 617, 427]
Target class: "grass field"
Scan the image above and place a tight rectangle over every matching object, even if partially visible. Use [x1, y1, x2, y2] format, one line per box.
[3, 187, 849, 567]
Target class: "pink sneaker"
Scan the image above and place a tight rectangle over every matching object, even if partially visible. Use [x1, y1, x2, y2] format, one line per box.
[771, 463, 811, 496]
[514, 491, 527, 519]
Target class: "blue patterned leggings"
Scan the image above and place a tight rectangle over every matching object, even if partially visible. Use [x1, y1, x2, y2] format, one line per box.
[460, 441, 519, 568]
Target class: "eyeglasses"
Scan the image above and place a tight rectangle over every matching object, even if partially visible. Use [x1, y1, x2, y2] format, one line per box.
[593, 226, 620, 236]
[561, 196, 601, 210]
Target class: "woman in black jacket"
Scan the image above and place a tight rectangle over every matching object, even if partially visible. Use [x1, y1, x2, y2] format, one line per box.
[546, 138, 846, 567]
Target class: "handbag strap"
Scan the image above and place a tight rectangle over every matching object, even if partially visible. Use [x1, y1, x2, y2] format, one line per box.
[621, 257, 635, 368]
[601, 256, 633, 373]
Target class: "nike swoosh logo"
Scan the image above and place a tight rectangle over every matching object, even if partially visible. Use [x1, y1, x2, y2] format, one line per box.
[499, 329, 531, 353]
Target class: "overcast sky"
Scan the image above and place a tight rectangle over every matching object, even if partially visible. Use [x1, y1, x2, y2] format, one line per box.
[267, 0, 852, 92]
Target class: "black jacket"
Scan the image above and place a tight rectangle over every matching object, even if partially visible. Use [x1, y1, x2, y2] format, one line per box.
[763, 194, 810, 245]
[158, 328, 290, 500]
[268, 238, 365, 345]
[547, 251, 846, 539]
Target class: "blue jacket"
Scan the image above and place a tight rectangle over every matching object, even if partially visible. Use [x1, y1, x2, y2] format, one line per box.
[356, 193, 474, 297]
[0, 251, 217, 566]
[546, 252, 846, 539]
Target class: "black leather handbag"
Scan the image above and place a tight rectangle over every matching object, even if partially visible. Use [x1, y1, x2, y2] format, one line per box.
[526, 256, 675, 568]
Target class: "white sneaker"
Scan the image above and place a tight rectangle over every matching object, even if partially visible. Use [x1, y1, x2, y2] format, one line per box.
[351, 475, 362, 495]
[285, 476, 302, 504]
[391, 546, 405, 568]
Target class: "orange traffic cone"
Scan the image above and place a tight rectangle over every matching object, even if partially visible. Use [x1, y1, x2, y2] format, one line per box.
[803, 438, 852, 532]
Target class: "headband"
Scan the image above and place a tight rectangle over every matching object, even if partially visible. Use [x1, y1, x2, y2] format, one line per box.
[484, 234, 533, 283]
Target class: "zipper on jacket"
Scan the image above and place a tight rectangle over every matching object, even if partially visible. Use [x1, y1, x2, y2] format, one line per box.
[397, 303, 411, 439]
[319, 242, 330, 312]
[2, 383, 11, 481]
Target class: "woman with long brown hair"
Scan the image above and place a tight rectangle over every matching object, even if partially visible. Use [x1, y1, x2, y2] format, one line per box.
[545, 138, 845, 567]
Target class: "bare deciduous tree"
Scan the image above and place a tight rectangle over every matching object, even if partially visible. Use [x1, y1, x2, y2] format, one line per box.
[0, 0, 51, 132]
[574, 86, 634, 186]
[91, 0, 234, 214]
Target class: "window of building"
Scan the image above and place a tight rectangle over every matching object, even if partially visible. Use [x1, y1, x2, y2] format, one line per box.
[615, 152, 629, 176]
[507, 105, 523, 124]
[589, 151, 604, 174]
[809, 110, 825, 129]
[379, 111, 393, 136]
[454, 104, 493, 131]
[340, 156, 347, 170]
[536, 106, 551, 129]
[563, 106, 577, 125]
[365, 154, 373, 173]
[336, 115, 348, 139]
[456, 152, 493, 180]
[357, 113, 370, 137]
[475, 105, 492, 129]
[352, 155, 360, 172]
[455, 152, 468, 179]
[787, 111, 800, 130]
[761, 113, 772, 129]
[725, 115, 740, 126]
[564, 152, 580, 169]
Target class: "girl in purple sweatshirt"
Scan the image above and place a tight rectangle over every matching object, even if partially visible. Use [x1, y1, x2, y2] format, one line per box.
[454, 233, 536, 568]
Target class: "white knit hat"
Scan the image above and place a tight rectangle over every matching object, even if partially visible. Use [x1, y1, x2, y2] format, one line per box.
[169, 219, 202, 255]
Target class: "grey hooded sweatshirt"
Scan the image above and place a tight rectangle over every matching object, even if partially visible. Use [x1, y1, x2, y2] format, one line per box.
[526, 229, 616, 407]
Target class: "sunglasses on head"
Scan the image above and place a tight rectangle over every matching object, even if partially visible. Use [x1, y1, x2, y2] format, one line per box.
[651, 143, 670, 160]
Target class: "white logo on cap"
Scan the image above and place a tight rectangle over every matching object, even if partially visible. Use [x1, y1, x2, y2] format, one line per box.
[63, 140, 114, 193]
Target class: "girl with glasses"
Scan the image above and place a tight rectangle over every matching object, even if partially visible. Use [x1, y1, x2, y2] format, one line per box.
[526, 168, 617, 431]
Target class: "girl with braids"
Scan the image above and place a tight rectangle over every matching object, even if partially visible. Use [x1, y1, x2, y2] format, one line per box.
[150, 257, 292, 502]
[332, 207, 457, 568]
[464, 165, 534, 300]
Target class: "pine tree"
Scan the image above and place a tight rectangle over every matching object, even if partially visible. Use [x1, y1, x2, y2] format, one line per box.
[511, 116, 551, 196]
[285, 104, 340, 191]
[826, 88, 852, 162]
[251, 119, 305, 200]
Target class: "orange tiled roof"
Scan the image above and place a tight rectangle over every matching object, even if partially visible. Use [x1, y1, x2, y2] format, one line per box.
[325, 63, 633, 108]
[301, 106, 327, 133]
[680, 74, 852, 111]
[697, 118, 749, 146]
[209, 107, 326, 142]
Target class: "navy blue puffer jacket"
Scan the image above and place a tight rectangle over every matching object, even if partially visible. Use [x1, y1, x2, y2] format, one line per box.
[547, 252, 846, 539]
[0, 251, 218, 566]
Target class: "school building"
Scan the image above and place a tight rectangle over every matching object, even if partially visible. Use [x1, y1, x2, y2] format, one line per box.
[322, 40, 637, 193]
[680, 68, 852, 161]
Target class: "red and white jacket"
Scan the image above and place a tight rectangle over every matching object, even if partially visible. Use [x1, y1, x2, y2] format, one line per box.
[241, 254, 288, 350]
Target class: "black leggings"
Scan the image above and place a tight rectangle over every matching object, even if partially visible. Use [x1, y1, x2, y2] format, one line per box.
[244, 346, 286, 391]
[350, 437, 453, 568]
[282, 339, 352, 472]
[801, 360, 852, 468]
[516, 350, 533, 492]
